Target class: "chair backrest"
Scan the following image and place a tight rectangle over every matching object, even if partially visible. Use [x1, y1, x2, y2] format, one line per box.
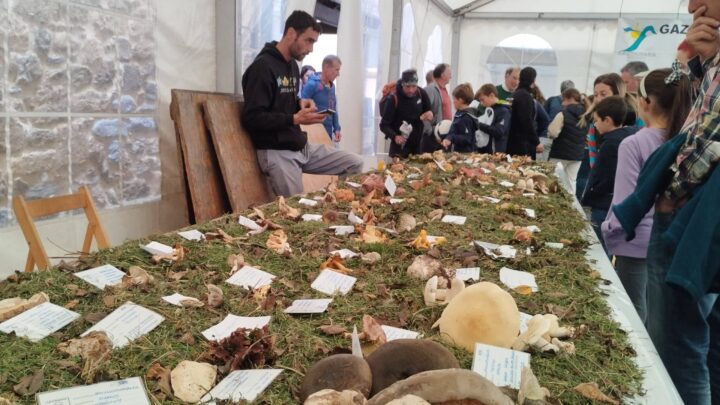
[12, 186, 110, 272]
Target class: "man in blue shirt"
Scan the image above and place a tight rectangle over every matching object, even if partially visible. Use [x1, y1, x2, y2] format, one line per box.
[301, 55, 342, 146]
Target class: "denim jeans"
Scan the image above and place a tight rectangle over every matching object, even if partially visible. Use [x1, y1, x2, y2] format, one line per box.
[615, 256, 647, 325]
[646, 212, 720, 405]
[590, 208, 609, 257]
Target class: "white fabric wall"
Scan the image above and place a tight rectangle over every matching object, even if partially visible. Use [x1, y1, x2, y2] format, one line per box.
[404, 0, 454, 77]
[466, 0, 687, 14]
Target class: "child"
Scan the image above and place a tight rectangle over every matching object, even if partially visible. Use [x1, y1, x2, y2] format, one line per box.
[602, 69, 691, 325]
[581, 96, 639, 253]
[441, 83, 478, 153]
[547, 88, 588, 194]
[475, 84, 511, 153]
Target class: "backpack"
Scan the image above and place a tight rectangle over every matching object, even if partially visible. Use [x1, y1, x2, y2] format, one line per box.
[475, 107, 494, 148]
[378, 82, 398, 117]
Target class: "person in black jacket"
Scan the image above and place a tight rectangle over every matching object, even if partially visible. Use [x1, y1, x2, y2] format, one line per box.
[380, 69, 433, 158]
[475, 84, 511, 153]
[507, 67, 542, 159]
[241, 11, 363, 198]
[547, 88, 588, 195]
[441, 83, 477, 153]
[581, 96, 638, 254]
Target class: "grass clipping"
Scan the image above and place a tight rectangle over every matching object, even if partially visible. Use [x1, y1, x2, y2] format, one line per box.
[0, 152, 642, 404]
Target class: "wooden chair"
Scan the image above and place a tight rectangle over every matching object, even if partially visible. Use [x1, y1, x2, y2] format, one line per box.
[12, 186, 110, 272]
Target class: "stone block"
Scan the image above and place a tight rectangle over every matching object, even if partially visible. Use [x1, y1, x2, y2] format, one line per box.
[9, 117, 70, 202]
[69, 5, 120, 113]
[0, 0, 7, 112]
[122, 117, 159, 204]
[71, 118, 122, 208]
[7, 0, 68, 112]
[0, 119, 8, 227]
[118, 20, 156, 113]
[70, 0, 151, 20]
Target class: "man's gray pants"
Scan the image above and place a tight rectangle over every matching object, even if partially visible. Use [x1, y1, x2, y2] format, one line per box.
[256, 143, 364, 197]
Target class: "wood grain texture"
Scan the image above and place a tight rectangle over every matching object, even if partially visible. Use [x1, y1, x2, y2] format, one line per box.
[301, 124, 338, 193]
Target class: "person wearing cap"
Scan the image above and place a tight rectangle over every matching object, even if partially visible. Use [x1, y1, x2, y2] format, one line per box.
[506, 67, 542, 158]
[379, 69, 433, 158]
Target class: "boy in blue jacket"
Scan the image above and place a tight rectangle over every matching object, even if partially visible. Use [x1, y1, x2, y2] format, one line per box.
[475, 84, 511, 153]
[441, 83, 478, 153]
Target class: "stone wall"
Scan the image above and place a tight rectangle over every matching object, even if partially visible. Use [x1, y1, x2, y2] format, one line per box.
[0, 0, 159, 227]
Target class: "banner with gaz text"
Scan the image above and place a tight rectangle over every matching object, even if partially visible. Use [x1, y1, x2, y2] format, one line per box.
[614, 17, 691, 72]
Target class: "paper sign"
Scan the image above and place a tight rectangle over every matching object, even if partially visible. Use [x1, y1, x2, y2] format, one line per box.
[0, 302, 79, 342]
[384, 176, 397, 197]
[381, 325, 420, 341]
[389, 198, 405, 205]
[330, 249, 358, 259]
[162, 293, 202, 307]
[330, 225, 355, 236]
[177, 229, 204, 241]
[499, 180, 515, 188]
[524, 208, 537, 218]
[527, 225, 541, 233]
[284, 299, 332, 314]
[523, 193, 536, 197]
[519, 312, 533, 334]
[348, 211, 364, 225]
[37, 377, 151, 405]
[455, 267, 481, 281]
[442, 215, 467, 225]
[201, 369, 282, 403]
[299, 198, 318, 207]
[226, 266, 276, 290]
[82, 302, 164, 348]
[472, 342, 530, 389]
[345, 181, 361, 188]
[238, 215, 262, 231]
[302, 214, 323, 222]
[500, 267, 538, 292]
[474, 241, 517, 259]
[202, 315, 271, 341]
[141, 241, 173, 256]
[483, 196, 501, 204]
[406, 173, 420, 179]
[74, 264, 125, 290]
[434, 159, 447, 172]
[545, 242, 564, 249]
[351, 326, 362, 357]
[311, 269, 357, 296]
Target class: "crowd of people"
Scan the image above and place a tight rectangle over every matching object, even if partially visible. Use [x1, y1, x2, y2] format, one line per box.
[241, 5, 720, 404]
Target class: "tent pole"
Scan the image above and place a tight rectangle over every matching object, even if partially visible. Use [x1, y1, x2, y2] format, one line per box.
[451, 15, 461, 90]
[388, 0, 403, 83]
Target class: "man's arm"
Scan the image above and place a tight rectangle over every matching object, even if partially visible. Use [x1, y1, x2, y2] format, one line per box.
[242, 64, 295, 132]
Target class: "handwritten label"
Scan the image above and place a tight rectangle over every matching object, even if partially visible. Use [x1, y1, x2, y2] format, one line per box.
[298, 198, 318, 207]
[226, 266, 276, 290]
[81, 302, 164, 349]
[472, 342, 530, 389]
[37, 377, 151, 405]
[177, 229, 204, 241]
[140, 241, 173, 256]
[0, 302, 79, 342]
[384, 176, 397, 197]
[499, 267, 538, 292]
[441, 215, 467, 225]
[74, 264, 125, 290]
[201, 315, 271, 341]
[284, 299, 332, 314]
[311, 270, 357, 296]
[201, 369, 282, 403]
[455, 267, 481, 281]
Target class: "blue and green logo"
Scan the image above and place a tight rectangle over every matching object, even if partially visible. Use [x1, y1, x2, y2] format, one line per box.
[622, 25, 657, 52]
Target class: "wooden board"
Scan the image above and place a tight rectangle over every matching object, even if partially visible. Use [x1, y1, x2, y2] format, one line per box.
[301, 124, 338, 193]
[204, 98, 273, 212]
[169, 89, 234, 223]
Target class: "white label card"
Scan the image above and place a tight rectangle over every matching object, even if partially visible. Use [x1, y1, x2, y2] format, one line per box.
[298, 198, 318, 207]
[524, 208, 537, 219]
[302, 214, 323, 222]
[406, 173, 420, 180]
[330, 249, 358, 259]
[527, 225, 541, 233]
[384, 176, 397, 197]
[140, 241, 173, 256]
[201, 369, 282, 403]
[81, 302, 164, 349]
[0, 302, 80, 342]
[499, 267, 539, 292]
[499, 181, 515, 188]
[348, 212, 364, 225]
[483, 196, 501, 204]
[455, 267, 481, 281]
[474, 241, 517, 259]
[389, 198, 405, 205]
[381, 325, 420, 341]
[519, 312, 533, 334]
[37, 376, 151, 405]
[74, 264, 125, 290]
[177, 229, 205, 241]
[238, 215, 262, 231]
[545, 242, 564, 249]
[345, 181, 361, 188]
[283, 299, 332, 314]
[311, 269, 357, 296]
[226, 266, 276, 290]
[162, 293, 202, 307]
[441, 215, 467, 225]
[472, 342, 530, 389]
[201, 314, 271, 341]
[330, 225, 355, 236]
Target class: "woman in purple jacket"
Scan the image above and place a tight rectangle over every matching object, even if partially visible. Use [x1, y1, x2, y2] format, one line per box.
[601, 68, 691, 324]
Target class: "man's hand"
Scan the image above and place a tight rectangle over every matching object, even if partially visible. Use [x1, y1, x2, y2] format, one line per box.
[293, 104, 326, 125]
[536, 143, 545, 153]
[300, 99, 317, 110]
[441, 139, 451, 149]
[334, 130, 342, 142]
[394, 135, 407, 145]
[420, 111, 433, 121]
[687, 5, 720, 62]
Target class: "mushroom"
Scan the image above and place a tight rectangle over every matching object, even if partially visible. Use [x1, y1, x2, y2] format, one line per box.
[424, 277, 465, 306]
[386, 395, 430, 405]
[512, 314, 575, 354]
[406, 255, 442, 280]
[304, 389, 367, 405]
[299, 354, 373, 402]
[365, 339, 459, 396]
[432, 282, 520, 352]
[397, 214, 417, 233]
[170, 360, 217, 403]
[367, 369, 514, 405]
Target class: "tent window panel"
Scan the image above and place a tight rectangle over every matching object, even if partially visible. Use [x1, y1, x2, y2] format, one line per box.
[423, 25, 443, 86]
[400, 3, 414, 73]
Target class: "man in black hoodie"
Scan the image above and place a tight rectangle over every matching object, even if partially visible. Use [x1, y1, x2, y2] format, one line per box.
[507, 67, 542, 159]
[241, 10, 363, 197]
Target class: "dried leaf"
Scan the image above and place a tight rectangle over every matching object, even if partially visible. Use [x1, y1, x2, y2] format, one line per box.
[179, 332, 195, 345]
[356, 225, 388, 244]
[121, 266, 154, 288]
[207, 284, 224, 308]
[277, 196, 300, 219]
[320, 255, 354, 275]
[200, 326, 275, 371]
[318, 325, 348, 335]
[252, 207, 266, 220]
[64, 299, 80, 310]
[146, 363, 173, 398]
[432, 196, 449, 207]
[67, 284, 90, 297]
[83, 312, 107, 324]
[574, 383, 619, 405]
[102, 295, 116, 308]
[227, 254, 245, 274]
[361, 174, 385, 195]
[266, 229, 292, 254]
[152, 244, 189, 263]
[362, 208, 377, 225]
[278, 278, 298, 291]
[360, 252, 381, 264]
[397, 213, 417, 233]
[360, 314, 387, 344]
[513, 228, 534, 244]
[334, 188, 355, 202]
[180, 297, 205, 308]
[500, 222, 515, 231]
[12, 369, 43, 396]
[252, 285, 276, 310]
[322, 210, 339, 223]
[427, 209, 444, 222]
[57, 331, 113, 383]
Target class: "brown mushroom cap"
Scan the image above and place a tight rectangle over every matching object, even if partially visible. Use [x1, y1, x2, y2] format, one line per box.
[299, 354, 373, 402]
[366, 339, 459, 396]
